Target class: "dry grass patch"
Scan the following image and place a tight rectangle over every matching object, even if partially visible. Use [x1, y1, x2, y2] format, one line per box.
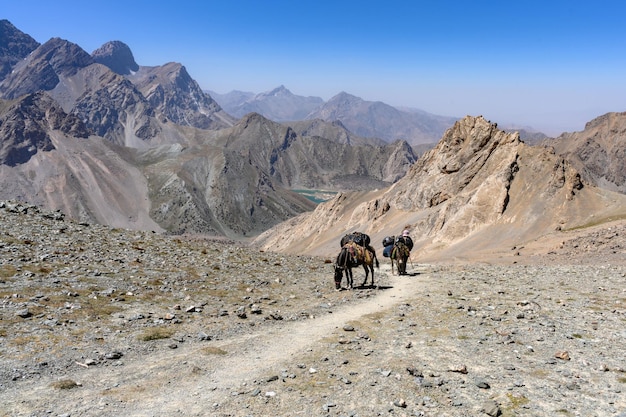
[137, 327, 175, 341]
[200, 346, 228, 355]
[101, 383, 148, 402]
[0, 265, 18, 278]
[50, 378, 80, 390]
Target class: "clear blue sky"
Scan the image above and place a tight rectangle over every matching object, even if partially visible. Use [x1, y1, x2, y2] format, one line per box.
[4, 1, 626, 135]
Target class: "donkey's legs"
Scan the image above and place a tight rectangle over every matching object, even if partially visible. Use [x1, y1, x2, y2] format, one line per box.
[362, 264, 377, 287]
[360, 264, 367, 287]
[347, 267, 353, 289]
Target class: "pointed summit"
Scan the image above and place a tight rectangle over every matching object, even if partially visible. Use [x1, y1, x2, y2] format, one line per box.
[0, 37, 93, 99]
[0, 19, 40, 79]
[92, 41, 139, 75]
[261, 85, 290, 97]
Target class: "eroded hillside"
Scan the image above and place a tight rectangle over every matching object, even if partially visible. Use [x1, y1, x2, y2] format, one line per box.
[254, 116, 626, 260]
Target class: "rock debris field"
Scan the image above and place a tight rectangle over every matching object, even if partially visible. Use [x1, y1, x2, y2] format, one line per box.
[0, 200, 625, 417]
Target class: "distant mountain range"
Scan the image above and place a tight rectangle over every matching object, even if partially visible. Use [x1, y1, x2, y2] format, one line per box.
[208, 86, 551, 146]
[209, 86, 458, 145]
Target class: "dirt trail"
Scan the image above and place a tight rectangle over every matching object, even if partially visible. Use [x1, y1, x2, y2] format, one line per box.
[2, 265, 432, 416]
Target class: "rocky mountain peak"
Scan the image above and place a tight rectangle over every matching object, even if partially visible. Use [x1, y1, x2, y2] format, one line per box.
[0, 37, 93, 99]
[128, 61, 234, 130]
[307, 92, 457, 145]
[261, 85, 290, 97]
[34, 37, 94, 76]
[0, 19, 40, 80]
[389, 115, 522, 210]
[92, 40, 139, 75]
[327, 91, 361, 106]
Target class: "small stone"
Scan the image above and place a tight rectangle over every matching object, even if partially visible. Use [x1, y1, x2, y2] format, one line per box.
[407, 367, 423, 377]
[16, 309, 32, 318]
[393, 399, 407, 408]
[475, 379, 490, 389]
[482, 400, 501, 416]
[105, 351, 123, 360]
[450, 364, 468, 374]
[555, 350, 571, 361]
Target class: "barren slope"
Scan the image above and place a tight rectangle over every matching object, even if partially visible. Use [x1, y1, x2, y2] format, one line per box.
[254, 116, 626, 261]
[1, 202, 624, 417]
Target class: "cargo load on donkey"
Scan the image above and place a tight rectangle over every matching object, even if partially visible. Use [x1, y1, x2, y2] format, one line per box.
[382, 235, 394, 258]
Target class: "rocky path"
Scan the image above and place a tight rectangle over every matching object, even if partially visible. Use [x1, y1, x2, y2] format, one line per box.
[2, 263, 426, 416]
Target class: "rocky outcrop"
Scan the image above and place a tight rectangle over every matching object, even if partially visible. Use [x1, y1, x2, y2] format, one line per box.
[70, 69, 161, 145]
[0, 92, 89, 166]
[544, 112, 626, 193]
[92, 40, 139, 75]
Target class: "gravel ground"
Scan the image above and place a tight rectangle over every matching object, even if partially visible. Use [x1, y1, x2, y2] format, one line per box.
[1, 200, 625, 417]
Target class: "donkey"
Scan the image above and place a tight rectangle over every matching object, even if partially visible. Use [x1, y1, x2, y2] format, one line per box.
[334, 241, 378, 289]
[390, 241, 411, 275]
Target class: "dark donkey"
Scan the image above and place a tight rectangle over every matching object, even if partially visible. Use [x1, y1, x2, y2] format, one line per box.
[390, 241, 411, 275]
[334, 241, 379, 289]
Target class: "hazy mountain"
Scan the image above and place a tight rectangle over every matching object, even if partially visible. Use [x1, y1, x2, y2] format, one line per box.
[206, 89, 254, 110]
[211, 87, 548, 146]
[540, 112, 626, 193]
[305, 92, 459, 145]
[285, 118, 386, 146]
[210, 88, 459, 146]
[209, 85, 324, 121]
[255, 115, 626, 258]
